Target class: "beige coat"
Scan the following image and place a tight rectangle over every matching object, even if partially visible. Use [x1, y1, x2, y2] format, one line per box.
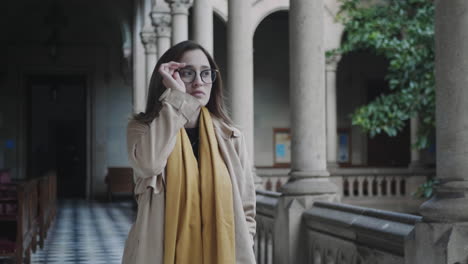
[122, 88, 257, 264]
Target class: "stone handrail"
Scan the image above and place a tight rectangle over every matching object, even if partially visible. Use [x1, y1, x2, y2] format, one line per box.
[301, 201, 421, 263]
[256, 190, 281, 217]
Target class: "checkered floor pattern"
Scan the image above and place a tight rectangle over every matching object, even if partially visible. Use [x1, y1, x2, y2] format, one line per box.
[31, 200, 136, 264]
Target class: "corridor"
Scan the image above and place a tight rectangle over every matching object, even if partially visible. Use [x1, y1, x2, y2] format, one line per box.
[31, 200, 135, 264]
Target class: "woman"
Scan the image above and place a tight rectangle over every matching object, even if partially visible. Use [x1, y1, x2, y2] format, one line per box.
[122, 40, 256, 264]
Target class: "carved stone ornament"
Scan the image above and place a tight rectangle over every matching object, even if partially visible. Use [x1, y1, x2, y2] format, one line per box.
[140, 27, 157, 54]
[166, 0, 194, 15]
[151, 11, 171, 28]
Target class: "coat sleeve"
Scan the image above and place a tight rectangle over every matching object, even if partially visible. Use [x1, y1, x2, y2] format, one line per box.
[236, 133, 257, 243]
[127, 89, 201, 193]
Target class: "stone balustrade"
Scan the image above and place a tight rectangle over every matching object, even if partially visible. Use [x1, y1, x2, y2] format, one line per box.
[332, 168, 432, 213]
[255, 193, 422, 264]
[256, 168, 289, 192]
[302, 202, 421, 263]
[255, 190, 280, 264]
[256, 167, 433, 213]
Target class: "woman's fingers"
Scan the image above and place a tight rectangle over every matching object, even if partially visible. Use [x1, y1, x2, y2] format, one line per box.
[158, 61, 186, 93]
[159, 62, 186, 78]
[162, 62, 185, 72]
[158, 66, 172, 80]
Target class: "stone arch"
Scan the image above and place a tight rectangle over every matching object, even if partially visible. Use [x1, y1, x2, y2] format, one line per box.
[336, 49, 411, 167]
[324, 0, 346, 51]
[253, 10, 290, 167]
[213, 11, 228, 98]
[212, 0, 228, 23]
[251, 0, 289, 34]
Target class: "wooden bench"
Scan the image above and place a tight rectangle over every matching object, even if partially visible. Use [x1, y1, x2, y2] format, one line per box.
[0, 179, 39, 264]
[105, 167, 134, 201]
[46, 172, 56, 236]
[0, 170, 56, 263]
[37, 171, 57, 249]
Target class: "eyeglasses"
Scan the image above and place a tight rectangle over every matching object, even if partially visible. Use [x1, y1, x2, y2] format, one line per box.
[176, 68, 218, 84]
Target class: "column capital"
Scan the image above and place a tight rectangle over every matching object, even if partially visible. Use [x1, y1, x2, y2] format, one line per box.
[140, 27, 157, 54]
[151, 11, 172, 38]
[166, 0, 193, 15]
[326, 54, 341, 72]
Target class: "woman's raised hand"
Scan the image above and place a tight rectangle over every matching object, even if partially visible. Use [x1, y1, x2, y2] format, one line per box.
[158, 62, 187, 93]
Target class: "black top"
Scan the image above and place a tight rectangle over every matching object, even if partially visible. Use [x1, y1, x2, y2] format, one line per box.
[185, 127, 199, 160]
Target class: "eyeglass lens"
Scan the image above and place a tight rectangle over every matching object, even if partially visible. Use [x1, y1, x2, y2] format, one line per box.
[178, 69, 217, 84]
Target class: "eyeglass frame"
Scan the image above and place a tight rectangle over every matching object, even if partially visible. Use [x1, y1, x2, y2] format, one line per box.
[175, 68, 219, 84]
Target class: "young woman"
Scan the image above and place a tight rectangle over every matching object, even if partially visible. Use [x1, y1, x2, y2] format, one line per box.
[122, 40, 256, 264]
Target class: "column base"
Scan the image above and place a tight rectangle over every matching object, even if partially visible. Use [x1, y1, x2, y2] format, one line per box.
[327, 162, 339, 175]
[274, 181, 338, 264]
[419, 179, 468, 222]
[280, 175, 337, 196]
[327, 161, 339, 169]
[290, 169, 330, 178]
[406, 222, 468, 264]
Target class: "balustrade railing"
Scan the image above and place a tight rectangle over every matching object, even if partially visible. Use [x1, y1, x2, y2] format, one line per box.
[256, 167, 433, 213]
[302, 202, 421, 264]
[256, 168, 289, 192]
[255, 190, 280, 264]
[254, 193, 422, 264]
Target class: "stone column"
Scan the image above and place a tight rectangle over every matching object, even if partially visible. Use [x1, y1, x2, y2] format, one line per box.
[407, 1, 468, 263]
[288, 0, 333, 183]
[409, 116, 422, 169]
[140, 27, 158, 89]
[193, 0, 213, 54]
[140, 0, 158, 92]
[133, 0, 146, 113]
[151, 6, 172, 59]
[274, 0, 337, 263]
[227, 0, 259, 185]
[166, 0, 193, 45]
[326, 55, 340, 169]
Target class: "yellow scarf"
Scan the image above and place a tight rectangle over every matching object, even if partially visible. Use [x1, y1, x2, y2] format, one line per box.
[164, 107, 235, 264]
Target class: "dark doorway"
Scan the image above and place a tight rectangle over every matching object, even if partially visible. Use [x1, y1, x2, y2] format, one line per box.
[366, 79, 410, 167]
[27, 75, 87, 198]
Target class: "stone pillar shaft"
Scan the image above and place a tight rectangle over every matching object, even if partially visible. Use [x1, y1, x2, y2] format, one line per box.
[157, 28, 172, 58]
[133, 0, 146, 113]
[326, 56, 340, 168]
[151, 9, 172, 59]
[141, 28, 158, 89]
[274, 2, 338, 263]
[419, 0, 468, 222]
[289, 0, 328, 177]
[227, 0, 254, 167]
[167, 0, 193, 45]
[193, 0, 213, 55]
[409, 2, 468, 263]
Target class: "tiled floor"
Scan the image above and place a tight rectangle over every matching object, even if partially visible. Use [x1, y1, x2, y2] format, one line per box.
[31, 200, 136, 264]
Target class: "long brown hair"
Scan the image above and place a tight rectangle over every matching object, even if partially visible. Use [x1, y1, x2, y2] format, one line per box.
[133, 40, 232, 125]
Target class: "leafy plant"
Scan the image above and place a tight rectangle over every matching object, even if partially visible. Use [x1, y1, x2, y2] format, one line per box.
[412, 178, 439, 198]
[328, 0, 435, 149]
